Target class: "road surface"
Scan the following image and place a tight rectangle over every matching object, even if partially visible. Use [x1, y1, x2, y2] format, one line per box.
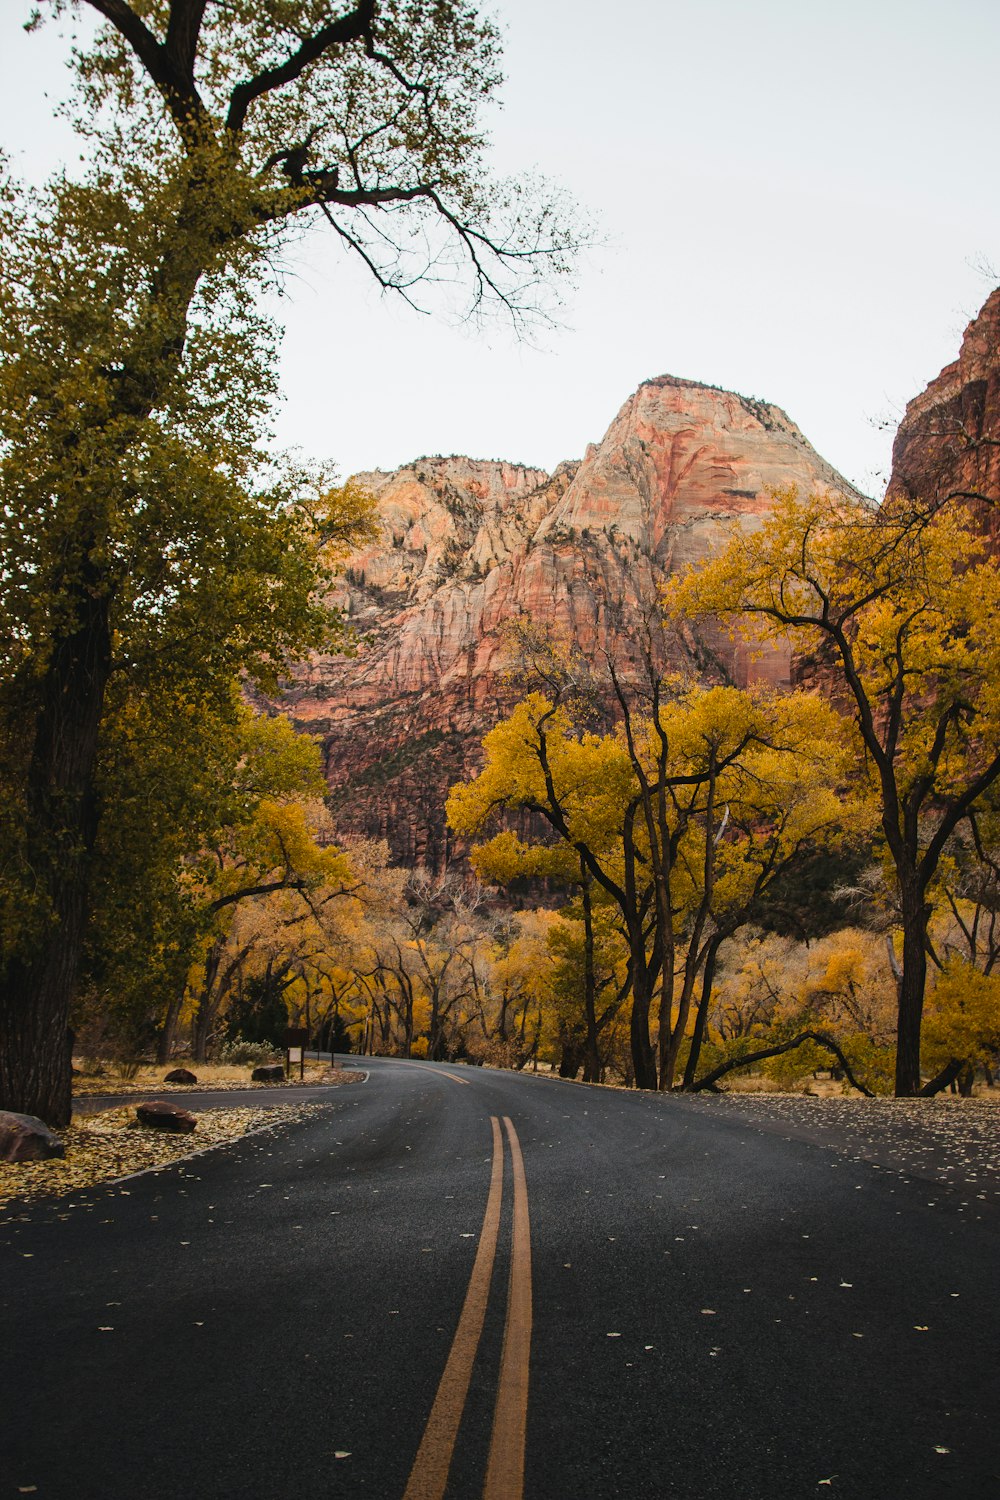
[3, 1057, 998, 1498]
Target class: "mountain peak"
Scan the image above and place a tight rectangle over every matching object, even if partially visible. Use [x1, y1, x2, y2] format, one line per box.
[280, 371, 858, 868]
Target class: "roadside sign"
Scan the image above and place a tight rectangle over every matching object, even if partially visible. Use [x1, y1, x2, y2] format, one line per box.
[283, 1027, 308, 1080]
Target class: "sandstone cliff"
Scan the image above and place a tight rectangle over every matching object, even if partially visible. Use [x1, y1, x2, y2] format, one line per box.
[280, 377, 862, 867]
[885, 286, 1000, 538]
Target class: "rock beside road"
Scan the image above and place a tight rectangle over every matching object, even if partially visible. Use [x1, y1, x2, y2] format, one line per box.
[0, 1111, 66, 1163]
[136, 1100, 197, 1133]
[251, 1064, 285, 1082]
[163, 1068, 198, 1084]
[1, 1101, 328, 1214]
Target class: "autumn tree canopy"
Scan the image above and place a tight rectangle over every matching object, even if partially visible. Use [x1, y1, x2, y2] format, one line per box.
[447, 680, 849, 1091]
[671, 488, 1000, 1095]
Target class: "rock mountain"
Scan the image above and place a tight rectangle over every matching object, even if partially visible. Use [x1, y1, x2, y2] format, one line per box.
[280, 373, 863, 868]
[886, 285, 1000, 535]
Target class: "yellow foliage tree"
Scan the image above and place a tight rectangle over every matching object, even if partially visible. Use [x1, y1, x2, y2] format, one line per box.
[671, 487, 1000, 1095]
[448, 680, 850, 1090]
[923, 961, 1000, 1092]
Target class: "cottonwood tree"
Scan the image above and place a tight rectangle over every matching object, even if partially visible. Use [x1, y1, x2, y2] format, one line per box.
[447, 682, 846, 1090]
[544, 901, 630, 1081]
[672, 488, 1000, 1095]
[473, 910, 561, 1070]
[1, 0, 582, 1122]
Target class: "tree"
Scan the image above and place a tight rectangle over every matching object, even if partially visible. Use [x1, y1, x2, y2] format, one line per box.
[922, 960, 1000, 1094]
[473, 910, 561, 1070]
[447, 681, 847, 1091]
[545, 898, 630, 1081]
[1, 0, 581, 1123]
[182, 794, 359, 1060]
[671, 487, 1000, 1095]
[83, 698, 329, 1062]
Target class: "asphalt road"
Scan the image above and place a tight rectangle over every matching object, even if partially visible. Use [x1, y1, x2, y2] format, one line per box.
[3, 1057, 998, 1500]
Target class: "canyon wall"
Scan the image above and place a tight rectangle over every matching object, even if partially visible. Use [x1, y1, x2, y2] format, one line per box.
[280, 375, 863, 867]
[886, 286, 1000, 539]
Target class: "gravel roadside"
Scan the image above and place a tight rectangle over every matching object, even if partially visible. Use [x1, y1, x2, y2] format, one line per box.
[687, 1093, 1000, 1216]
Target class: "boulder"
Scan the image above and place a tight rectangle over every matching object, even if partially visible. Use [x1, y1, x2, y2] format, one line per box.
[164, 1067, 198, 1085]
[251, 1064, 285, 1082]
[135, 1100, 197, 1133]
[0, 1111, 66, 1162]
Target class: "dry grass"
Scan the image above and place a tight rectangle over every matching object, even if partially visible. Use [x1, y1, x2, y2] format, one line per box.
[0, 1100, 330, 1214]
[74, 1059, 337, 1095]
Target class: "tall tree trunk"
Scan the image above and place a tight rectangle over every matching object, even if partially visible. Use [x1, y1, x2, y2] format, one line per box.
[665, 767, 717, 1090]
[0, 587, 112, 1126]
[629, 951, 657, 1091]
[558, 1036, 586, 1079]
[429, 986, 445, 1059]
[682, 932, 723, 1090]
[656, 944, 676, 1091]
[191, 945, 222, 1064]
[895, 882, 929, 1096]
[192, 1004, 213, 1064]
[156, 991, 185, 1066]
[581, 867, 601, 1084]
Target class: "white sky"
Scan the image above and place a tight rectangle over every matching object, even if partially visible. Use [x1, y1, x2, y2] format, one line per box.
[3, 0, 1000, 496]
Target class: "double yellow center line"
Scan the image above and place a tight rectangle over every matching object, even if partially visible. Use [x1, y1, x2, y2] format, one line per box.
[403, 1115, 532, 1500]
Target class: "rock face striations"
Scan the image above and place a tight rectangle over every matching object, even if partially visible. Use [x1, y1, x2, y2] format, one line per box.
[281, 377, 862, 867]
[886, 286, 1000, 538]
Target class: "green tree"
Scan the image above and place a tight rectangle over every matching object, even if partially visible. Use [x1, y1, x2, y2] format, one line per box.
[1, 0, 581, 1123]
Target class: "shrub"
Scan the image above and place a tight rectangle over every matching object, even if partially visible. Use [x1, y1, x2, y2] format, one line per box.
[217, 1039, 282, 1067]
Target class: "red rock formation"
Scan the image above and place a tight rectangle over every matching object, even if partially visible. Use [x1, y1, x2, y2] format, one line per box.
[886, 286, 1000, 535]
[792, 287, 1000, 703]
[279, 378, 860, 867]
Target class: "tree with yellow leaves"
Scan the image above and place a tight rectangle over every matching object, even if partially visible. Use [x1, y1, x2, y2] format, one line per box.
[922, 960, 1000, 1093]
[448, 678, 849, 1090]
[671, 488, 1000, 1095]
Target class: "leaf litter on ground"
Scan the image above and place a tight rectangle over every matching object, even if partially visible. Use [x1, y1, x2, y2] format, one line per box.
[0, 1102, 329, 1213]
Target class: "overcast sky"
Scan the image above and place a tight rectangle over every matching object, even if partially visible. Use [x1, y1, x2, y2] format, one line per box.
[4, 0, 1000, 496]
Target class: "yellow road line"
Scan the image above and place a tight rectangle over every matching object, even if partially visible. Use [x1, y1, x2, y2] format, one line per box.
[403, 1116, 505, 1500]
[483, 1116, 533, 1500]
[404, 1063, 472, 1087]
